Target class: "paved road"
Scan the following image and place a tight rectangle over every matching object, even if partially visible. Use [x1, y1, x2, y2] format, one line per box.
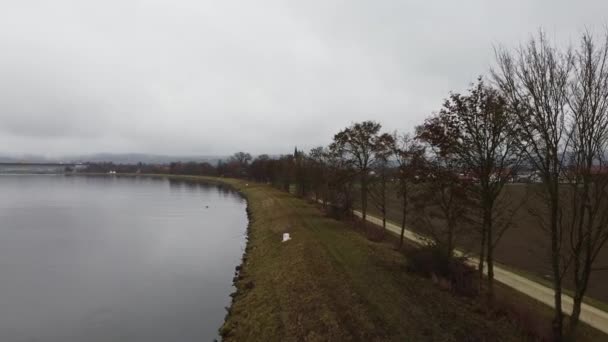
[354, 210, 608, 334]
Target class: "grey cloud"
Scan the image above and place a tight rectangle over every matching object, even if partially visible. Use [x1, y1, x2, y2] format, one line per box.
[1, 0, 607, 157]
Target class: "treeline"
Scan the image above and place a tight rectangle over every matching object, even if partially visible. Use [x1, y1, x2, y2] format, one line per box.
[81, 30, 608, 340]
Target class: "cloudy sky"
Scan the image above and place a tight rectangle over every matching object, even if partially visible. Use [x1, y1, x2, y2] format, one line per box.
[1, 0, 607, 157]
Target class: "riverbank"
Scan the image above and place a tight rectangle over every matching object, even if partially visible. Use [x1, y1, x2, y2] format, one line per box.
[212, 178, 528, 341]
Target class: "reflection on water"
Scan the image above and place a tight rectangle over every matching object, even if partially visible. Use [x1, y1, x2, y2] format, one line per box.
[0, 175, 247, 342]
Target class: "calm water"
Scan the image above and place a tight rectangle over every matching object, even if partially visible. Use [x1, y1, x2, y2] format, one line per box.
[0, 175, 248, 342]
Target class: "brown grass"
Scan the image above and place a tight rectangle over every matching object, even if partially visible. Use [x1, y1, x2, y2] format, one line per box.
[218, 179, 528, 341]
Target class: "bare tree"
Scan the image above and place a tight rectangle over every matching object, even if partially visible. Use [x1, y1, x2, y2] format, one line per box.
[228, 152, 253, 177]
[493, 31, 573, 340]
[293, 148, 311, 198]
[308, 146, 329, 205]
[249, 154, 272, 183]
[415, 120, 475, 258]
[422, 78, 522, 299]
[562, 30, 608, 336]
[369, 134, 395, 232]
[410, 152, 474, 258]
[331, 121, 391, 222]
[392, 133, 425, 248]
[230, 152, 252, 166]
[324, 146, 357, 219]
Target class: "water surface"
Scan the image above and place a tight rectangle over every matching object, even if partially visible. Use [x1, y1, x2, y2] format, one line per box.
[0, 175, 247, 342]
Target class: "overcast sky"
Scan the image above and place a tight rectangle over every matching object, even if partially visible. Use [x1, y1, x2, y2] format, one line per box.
[1, 0, 607, 157]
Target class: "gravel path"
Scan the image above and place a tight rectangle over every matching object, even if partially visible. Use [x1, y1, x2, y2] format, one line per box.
[355, 210, 608, 334]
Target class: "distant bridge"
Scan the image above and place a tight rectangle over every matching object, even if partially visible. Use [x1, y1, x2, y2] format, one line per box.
[0, 162, 86, 174]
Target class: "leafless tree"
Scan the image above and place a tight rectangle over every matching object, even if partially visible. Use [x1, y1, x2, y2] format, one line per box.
[410, 153, 475, 258]
[423, 78, 522, 299]
[324, 146, 357, 219]
[493, 30, 574, 340]
[392, 133, 425, 248]
[308, 146, 329, 205]
[414, 120, 475, 258]
[228, 151, 253, 177]
[331, 121, 392, 222]
[562, 30, 608, 336]
[369, 134, 395, 231]
[229, 152, 252, 166]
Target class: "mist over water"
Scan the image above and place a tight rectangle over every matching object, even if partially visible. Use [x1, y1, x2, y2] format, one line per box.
[0, 175, 247, 342]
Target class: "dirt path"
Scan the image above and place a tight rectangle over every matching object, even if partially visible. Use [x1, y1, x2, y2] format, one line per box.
[355, 210, 608, 335]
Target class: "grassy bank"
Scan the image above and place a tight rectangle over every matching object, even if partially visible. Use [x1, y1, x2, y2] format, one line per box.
[217, 178, 530, 341]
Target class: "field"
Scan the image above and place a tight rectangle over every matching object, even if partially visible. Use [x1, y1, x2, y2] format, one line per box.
[357, 183, 608, 305]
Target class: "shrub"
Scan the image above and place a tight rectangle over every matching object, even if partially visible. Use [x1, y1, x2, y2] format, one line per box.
[406, 244, 477, 297]
[327, 204, 351, 220]
[406, 244, 451, 277]
[493, 295, 553, 340]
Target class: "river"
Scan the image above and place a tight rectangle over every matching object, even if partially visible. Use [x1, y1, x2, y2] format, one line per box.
[0, 175, 247, 342]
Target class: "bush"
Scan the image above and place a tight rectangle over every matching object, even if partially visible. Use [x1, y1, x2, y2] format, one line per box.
[328, 204, 351, 219]
[492, 295, 553, 340]
[364, 224, 385, 242]
[406, 244, 451, 277]
[406, 245, 477, 297]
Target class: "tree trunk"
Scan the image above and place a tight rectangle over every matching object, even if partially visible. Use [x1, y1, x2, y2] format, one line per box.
[447, 221, 454, 259]
[551, 252, 564, 342]
[550, 193, 564, 341]
[382, 176, 387, 231]
[569, 293, 584, 338]
[361, 175, 368, 222]
[569, 178, 593, 338]
[486, 227, 495, 301]
[484, 205, 495, 300]
[569, 246, 591, 338]
[478, 227, 486, 293]
[400, 196, 407, 249]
